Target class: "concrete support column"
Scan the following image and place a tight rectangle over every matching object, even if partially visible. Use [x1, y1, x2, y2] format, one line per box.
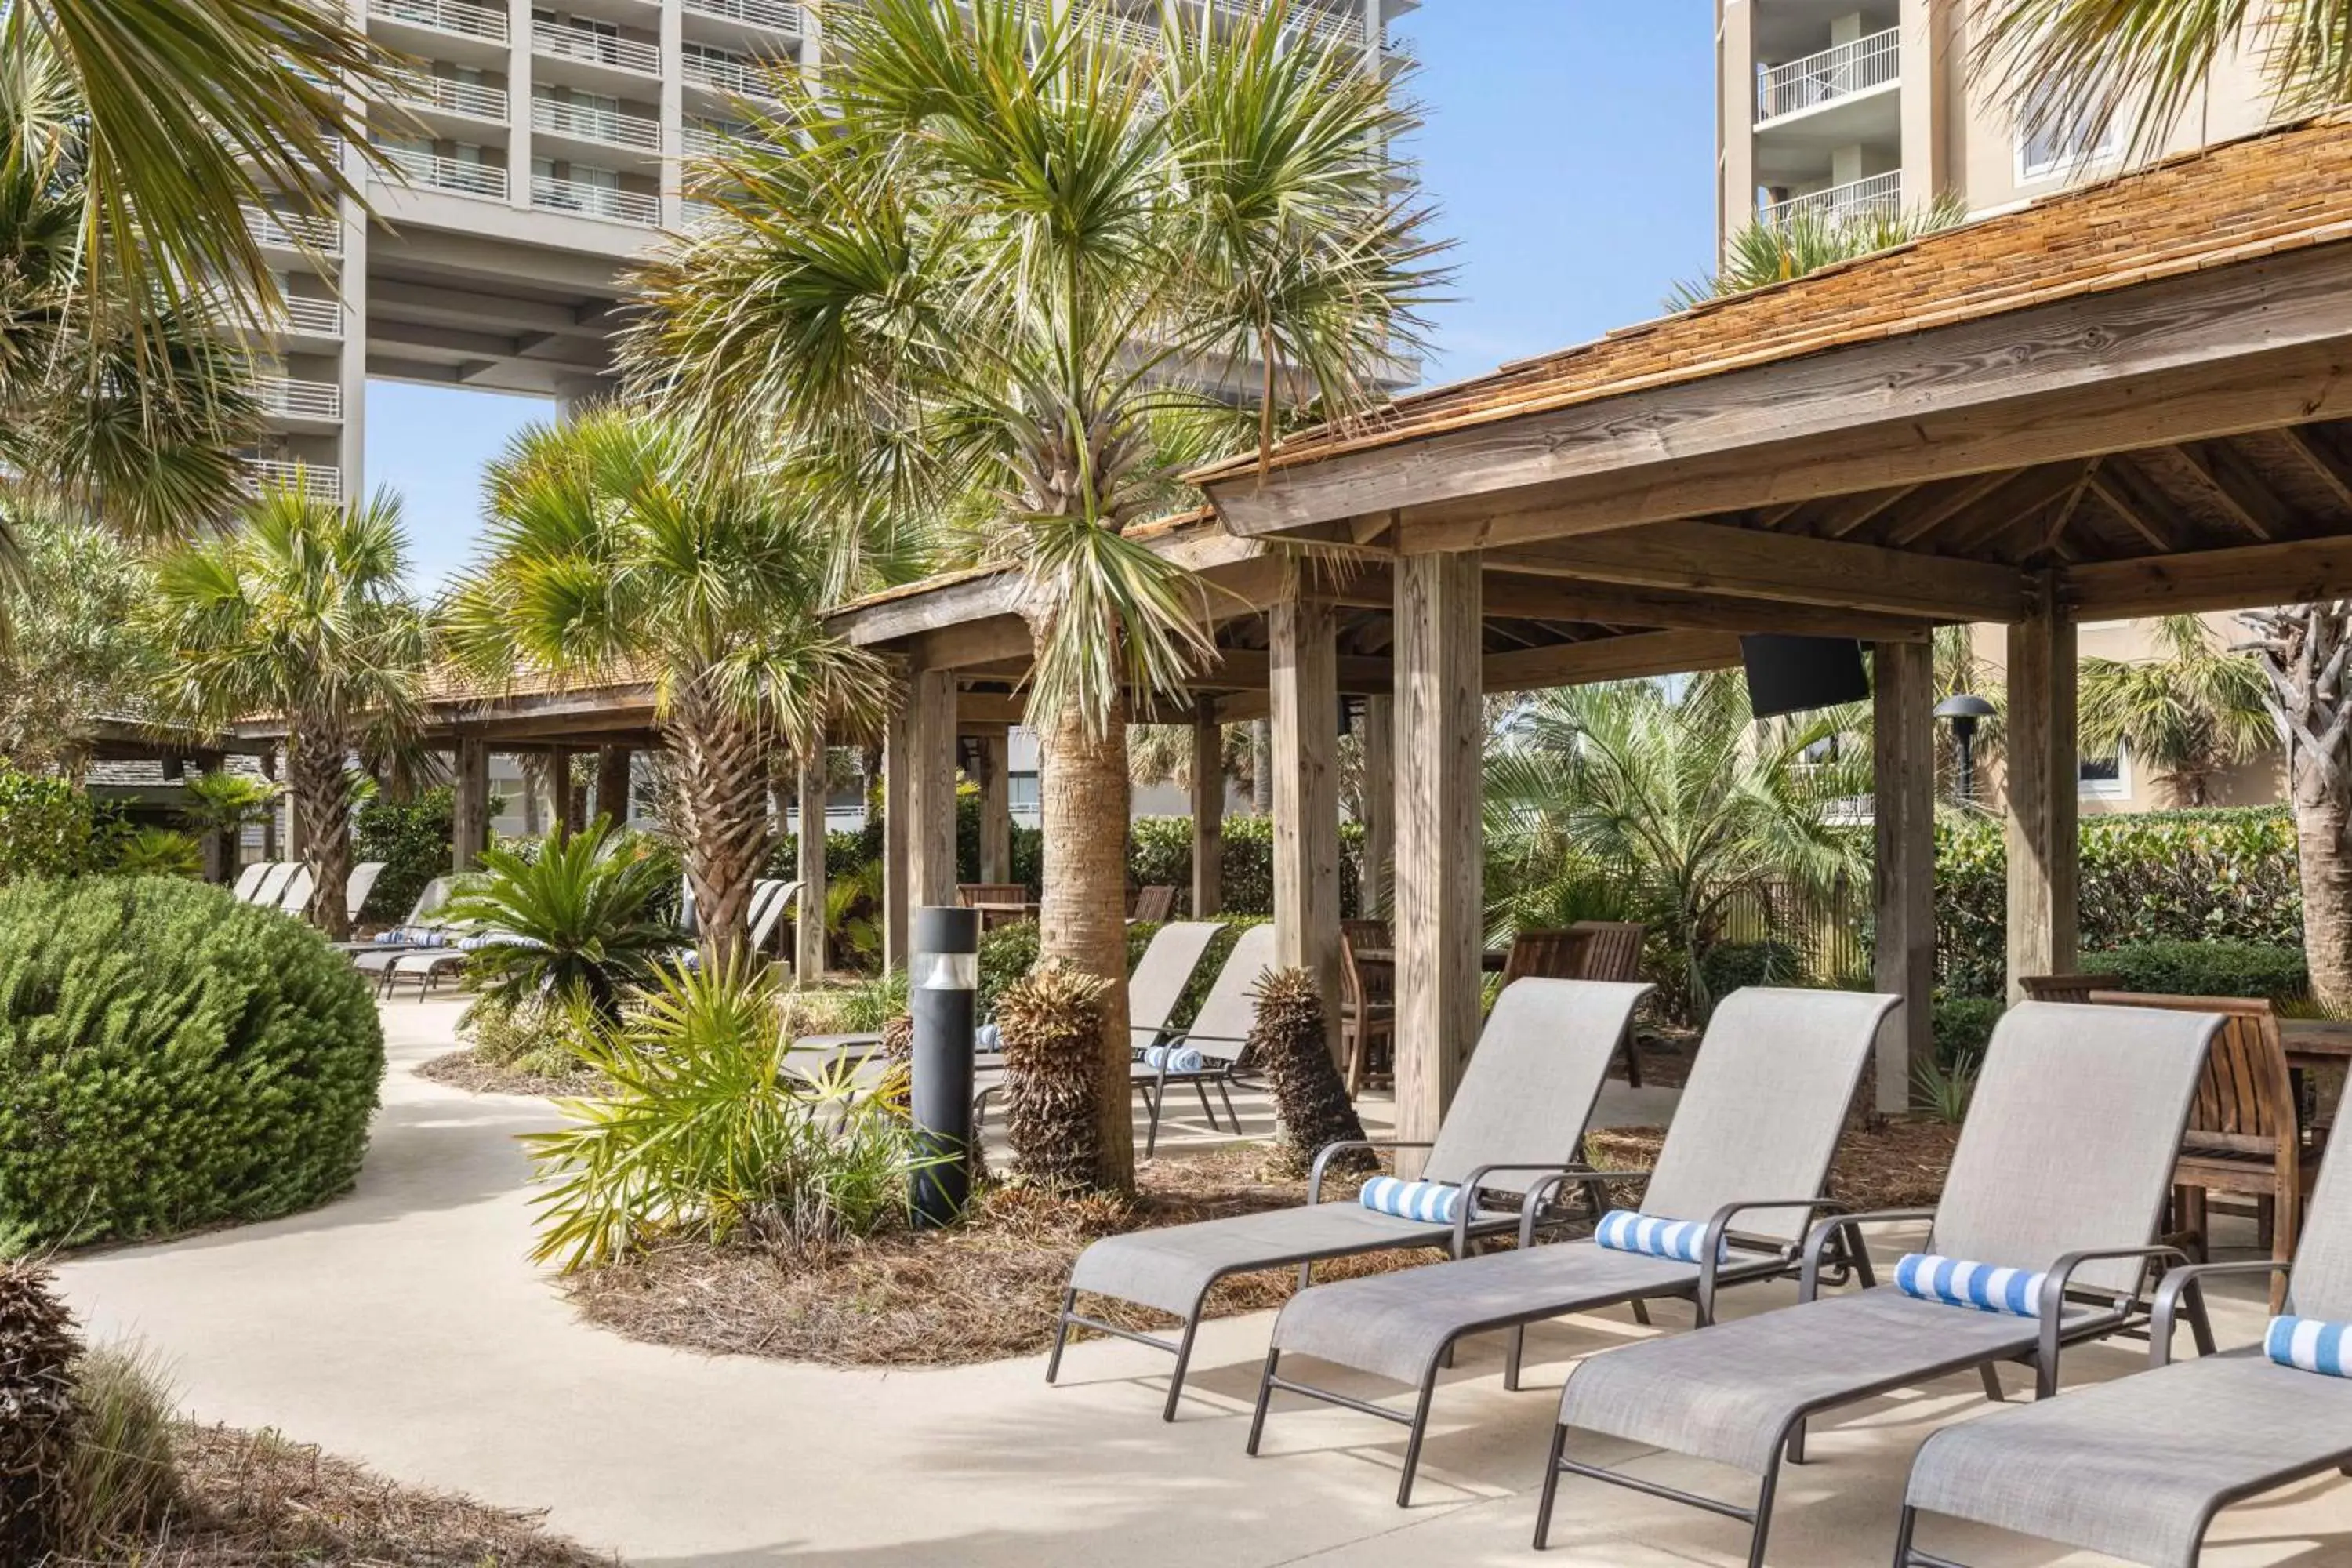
[977, 726, 1014, 885]
[796, 742, 828, 983]
[1719, 0, 1759, 249]
[1898, 0, 1944, 212]
[659, 0, 684, 228]
[453, 735, 491, 872]
[1359, 693, 1394, 920]
[883, 704, 912, 971]
[1392, 551, 1483, 1172]
[506, 0, 534, 216]
[1271, 561, 1343, 1062]
[596, 745, 633, 826]
[2005, 575, 2080, 1000]
[906, 670, 960, 913]
[1872, 640, 1937, 1114]
[1190, 699, 1224, 918]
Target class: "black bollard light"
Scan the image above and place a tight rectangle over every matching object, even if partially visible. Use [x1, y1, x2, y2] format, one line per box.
[909, 905, 980, 1227]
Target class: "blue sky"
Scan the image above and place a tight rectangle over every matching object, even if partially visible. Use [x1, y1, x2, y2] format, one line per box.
[369, 2, 1719, 590]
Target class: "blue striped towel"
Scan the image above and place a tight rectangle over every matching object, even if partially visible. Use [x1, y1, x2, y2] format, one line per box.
[1595, 1210, 1723, 1265]
[1359, 1176, 1463, 1225]
[1893, 1254, 2049, 1317]
[1141, 1044, 1205, 1073]
[2267, 1316, 2352, 1377]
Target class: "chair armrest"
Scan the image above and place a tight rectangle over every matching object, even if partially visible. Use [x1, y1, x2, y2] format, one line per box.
[2036, 1245, 2194, 1396]
[1308, 1140, 1434, 1206]
[1800, 1208, 1937, 1301]
[1449, 1162, 1605, 1257]
[1697, 1199, 1848, 1323]
[2150, 1259, 2293, 1367]
[1518, 1169, 1653, 1248]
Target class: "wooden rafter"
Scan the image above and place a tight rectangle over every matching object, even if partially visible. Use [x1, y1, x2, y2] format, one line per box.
[1885, 472, 2020, 547]
[2086, 459, 2191, 552]
[2282, 423, 2352, 513]
[2170, 441, 2285, 540]
[2065, 532, 2352, 616]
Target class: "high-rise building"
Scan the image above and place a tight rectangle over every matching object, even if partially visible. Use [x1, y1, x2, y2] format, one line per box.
[245, 0, 1410, 506]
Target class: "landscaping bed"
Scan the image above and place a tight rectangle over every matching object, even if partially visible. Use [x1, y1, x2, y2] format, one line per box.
[417, 1045, 601, 1100]
[1586, 1116, 1962, 1212]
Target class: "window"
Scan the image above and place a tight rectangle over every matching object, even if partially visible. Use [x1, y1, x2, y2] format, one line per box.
[2080, 746, 2130, 800]
[2016, 82, 2117, 182]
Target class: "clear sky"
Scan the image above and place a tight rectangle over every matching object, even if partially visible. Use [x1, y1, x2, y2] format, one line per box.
[368, 3, 1720, 591]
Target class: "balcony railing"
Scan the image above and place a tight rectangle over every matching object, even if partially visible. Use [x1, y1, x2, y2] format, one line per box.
[531, 174, 661, 226]
[376, 145, 510, 199]
[681, 0, 803, 34]
[1760, 170, 1903, 229]
[681, 51, 775, 98]
[368, 0, 508, 45]
[1206, 0, 1366, 49]
[256, 377, 344, 420]
[532, 23, 662, 76]
[244, 458, 341, 502]
[532, 97, 661, 151]
[242, 204, 341, 256]
[278, 296, 344, 337]
[679, 196, 722, 226]
[389, 69, 509, 121]
[1756, 27, 1900, 123]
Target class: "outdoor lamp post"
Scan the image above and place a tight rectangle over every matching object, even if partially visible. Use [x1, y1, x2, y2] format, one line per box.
[1934, 693, 1997, 804]
[909, 905, 980, 1227]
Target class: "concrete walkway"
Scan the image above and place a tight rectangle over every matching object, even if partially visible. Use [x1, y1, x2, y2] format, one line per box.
[56, 1000, 2352, 1566]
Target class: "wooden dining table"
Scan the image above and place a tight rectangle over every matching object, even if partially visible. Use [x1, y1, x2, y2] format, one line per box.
[1351, 947, 1511, 973]
[2282, 1018, 2352, 1069]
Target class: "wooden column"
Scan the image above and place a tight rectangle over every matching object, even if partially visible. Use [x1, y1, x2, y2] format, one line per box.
[906, 669, 960, 913]
[550, 746, 578, 839]
[595, 745, 632, 826]
[452, 736, 490, 872]
[796, 742, 828, 983]
[1393, 551, 1484, 1168]
[1872, 641, 1937, 1114]
[976, 725, 1014, 885]
[260, 747, 280, 861]
[1272, 561, 1344, 1062]
[883, 703, 912, 969]
[2005, 574, 2080, 1000]
[1360, 693, 1394, 920]
[1191, 699, 1224, 917]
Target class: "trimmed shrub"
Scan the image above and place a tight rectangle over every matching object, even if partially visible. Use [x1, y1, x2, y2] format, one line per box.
[1932, 995, 2003, 1069]
[995, 960, 1107, 1190]
[1130, 815, 1366, 916]
[0, 878, 385, 1247]
[0, 764, 108, 884]
[1250, 968, 1371, 1178]
[2092, 938, 2310, 1003]
[978, 920, 1043, 1015]
[350, 786, 453, 924]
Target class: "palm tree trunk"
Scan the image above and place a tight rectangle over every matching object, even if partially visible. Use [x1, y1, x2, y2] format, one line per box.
[1035, 684, 1136, 1193]
[2246, 605, 2352, 1009]
[289, 714, 354, 939]
[670, 686, 774, 973]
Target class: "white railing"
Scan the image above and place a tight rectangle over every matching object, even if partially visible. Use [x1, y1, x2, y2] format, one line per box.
[242, 204, 341, 255]
[1206, 0, 1366, 49]
[681, 51, 774, 98]
[679, 196, 722, 226]
[532, 22, 662, 75]
[1761, 169, 1903, 229]
[368, 0, 509, 44]
[279, 296, 343, 336]
[376, 144, 510, 199]
[389, 70, 509, 121]
[682, 0, 804, 34]
[531, 174, 662, 226]
[1756, 27, 1900, 123]
[256, 376, 344, 420]
[244, 459, 341, 502]
[532, 97, 662, 151]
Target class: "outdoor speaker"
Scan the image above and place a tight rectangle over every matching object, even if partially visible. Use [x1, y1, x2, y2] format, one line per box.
[1739, 635, 1869, 720]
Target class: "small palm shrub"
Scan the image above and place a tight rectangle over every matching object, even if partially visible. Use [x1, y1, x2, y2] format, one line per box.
[0, 1260, 82, 1563]
[0, 878, 383, 1247]
[1914, 1054, 1980, 1126]
[109, 827, 202, 878]
[994, 960, 1108, 1190]
[446, 822, 681, 1025]
[1250, 968, 1372, 1179]
[524, 960, 928, 1271]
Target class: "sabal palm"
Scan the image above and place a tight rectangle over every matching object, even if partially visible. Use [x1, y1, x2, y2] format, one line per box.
[444, 409, 886, 971]
[627, 0, 1439, 1190]
[1483, 673, 1869, 1020]
[145, 483, 430, 938]
[2080, 614, 2271, 805]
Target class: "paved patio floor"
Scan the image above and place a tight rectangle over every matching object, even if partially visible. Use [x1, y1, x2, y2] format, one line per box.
[54, 997, 2352, 1566]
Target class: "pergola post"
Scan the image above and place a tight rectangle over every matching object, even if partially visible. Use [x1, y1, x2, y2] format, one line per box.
[975, 725, 1013, 885]
[260, 747, 281, 861]
[1393, 551, 1483, 1170]
[907, 669, 960, 912]
[452, 735, 490, 872]
[2005, 573, 2080, 1000]
[882, 704, 912, 970]
[595, 745, 632, 826]
[797, 741, 828, 983]
[550, 746, 578, 839]
[1872, 640, 1936, 1114]
[1190, 698, 1224, 917]
[1271, 561, 1344, 1061]
[1359, 693, 1394, 919]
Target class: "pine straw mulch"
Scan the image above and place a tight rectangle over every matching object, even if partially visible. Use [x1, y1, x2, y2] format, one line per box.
[415, 1046, 602, 1100]
[1585, 1115, 1963, 1213]
[58, 1421, 613, 1567]
[563, 1145, 1442, 1369]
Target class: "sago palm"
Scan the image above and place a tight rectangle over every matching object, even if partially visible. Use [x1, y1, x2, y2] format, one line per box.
[442, 408, 887, 971]
[145, 482, 430, 938]
[626, 0, 1440, 1190]
[2079, 614, 2272, 805]
[446, 822, 682, 1025]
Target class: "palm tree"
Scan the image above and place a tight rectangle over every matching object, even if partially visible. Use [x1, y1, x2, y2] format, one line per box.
[145, 482, 430, 938]
[2078, 615, 2272, 806]
[626, 0, 1439, 1190]
[1483, 672, 1870, 1020]
[1669, 194, 1969, 309]
[446, 823, 681, 1025]
[443, 409, 886, 972]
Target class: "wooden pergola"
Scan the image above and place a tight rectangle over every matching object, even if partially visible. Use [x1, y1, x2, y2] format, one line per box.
[834, 113, 2352, 1153]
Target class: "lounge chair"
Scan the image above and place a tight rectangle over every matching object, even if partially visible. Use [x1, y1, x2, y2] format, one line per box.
[1249, 985, 1897, 1507]
[248, 862, 298, 909]
[1054, 975, 1656, 1422]
[1537, 1000, 2225, 1565]
[343, 861, 386, 924]
[341, 877, 459, 964]
[229, 861, 276, 903]
[1893, 1116, 2352, 1568]
[748, 877, 798, 958]
[275, 864, 314, 916]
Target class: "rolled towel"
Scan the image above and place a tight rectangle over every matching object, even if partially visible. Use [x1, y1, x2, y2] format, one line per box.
[1893, 1253, 2049, 1318]
[1141, 1043, 1205, 1073]
[2267, 1316, 2352, 1377]
[1595, 1209, 1724, 1265]
[1359, 1175, 1463, 1225]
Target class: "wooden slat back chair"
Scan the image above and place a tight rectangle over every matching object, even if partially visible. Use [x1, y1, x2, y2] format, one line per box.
[1338, 919, 1394, 1094]
[2018, 972, 2126, 1004]
[958, 883, 1027, 908]
[2089, 990, 2312, 1310]
[1131, 884, 1178, 924]
[1501, 928, 1590, 987]
[1570, 920, 1650, 1085]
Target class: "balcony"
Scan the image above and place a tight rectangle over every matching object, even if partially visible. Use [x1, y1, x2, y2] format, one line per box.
[681, 0, 804, 34]
[368, 0, 508, 45]
[242, 204, 341, 256]
[1756, 27, 1900, 125]
[681, 51, 775, 99]
[532, 97, 662, 153]
[388, 70, 509, 122]
[278, 296, 344, 337]
[1205, 0, 1366, 49]
[256, 376, 344, 421]
[244, 458, 341, 502]
[532, 23, 662, 78]
[1761, 170, 1903, 230]
[530, 173, 661, 227]
[376, 145, 510, 200]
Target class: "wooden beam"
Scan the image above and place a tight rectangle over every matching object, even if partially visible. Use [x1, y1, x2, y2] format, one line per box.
[1487, 521, 2032, 623]
[2171, 441, 2282, 540]
[1218, 690, 1270, 724]
[797, 744, 829, 982]
[2282, 423, 2352, 512]
[1190, 699, 1223, 917]
[1483, 630, 1744, 691]
[906, 618, 1033, 670]
[2005, 577, 2078, 1001]
[907, 670, 959, 913]
[2063, 532, 2352, 617]
[1332, 563, 1938, 641]
[1872, 641, 1936, 1115]
[1270, 563, 1344, 1062]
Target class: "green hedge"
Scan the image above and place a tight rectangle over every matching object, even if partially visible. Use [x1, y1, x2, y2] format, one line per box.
[1131, 815, 1366, 916]
[0, 765, 111, 884]
[0, 877, 386, 1246]
[351, 787, 454, 924]
[2090, 938, 2310, 1002]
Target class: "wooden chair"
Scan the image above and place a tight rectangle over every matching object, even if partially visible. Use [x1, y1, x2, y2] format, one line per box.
[1570, 920, 1650, 1087]
[1500, 928, 1590, 987]
[1339, 919, 1394, 1094]
[1131, 884, 1178, 924]
[2017, 972, 2126, 1004]
[2089, 990, 2317, 1312]
[956, 883, 1030, 930]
